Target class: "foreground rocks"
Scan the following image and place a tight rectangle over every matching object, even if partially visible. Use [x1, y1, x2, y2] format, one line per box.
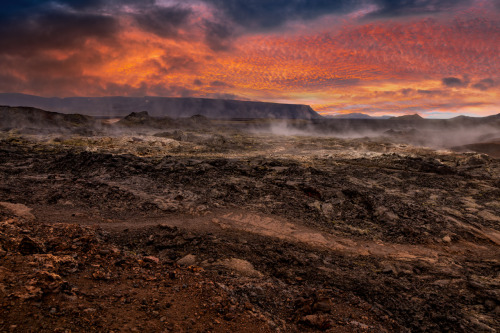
[1, 201, 499, 332]
[0, 207, 275, 332]
[0, 129, 499, 332]
[1, 135, 499, 246]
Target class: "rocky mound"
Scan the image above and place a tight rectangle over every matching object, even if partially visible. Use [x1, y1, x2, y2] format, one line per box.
[0, 204, 275, 332]
[117, 111, 174, 128]
[452, 141, 500, 158]
[0, 106, 95, 133]
[390, 114, 424, 121]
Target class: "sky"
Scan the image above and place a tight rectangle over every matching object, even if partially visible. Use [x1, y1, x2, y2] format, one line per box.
[0, 0, 499, 117]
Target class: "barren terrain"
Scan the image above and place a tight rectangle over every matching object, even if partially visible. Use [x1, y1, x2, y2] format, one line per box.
[1, 110, 499, 332]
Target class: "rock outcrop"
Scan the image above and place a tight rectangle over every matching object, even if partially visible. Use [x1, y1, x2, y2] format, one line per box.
[0, 93, 322, 119]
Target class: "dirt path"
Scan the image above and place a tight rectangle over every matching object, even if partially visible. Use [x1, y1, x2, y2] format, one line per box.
[33, 205, 500, 268]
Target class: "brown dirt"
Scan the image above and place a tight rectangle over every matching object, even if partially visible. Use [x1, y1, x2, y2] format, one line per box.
[1, 126, 499, 332]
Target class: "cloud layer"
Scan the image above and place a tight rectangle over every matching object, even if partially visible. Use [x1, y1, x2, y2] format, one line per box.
[0, 0, 498, 116]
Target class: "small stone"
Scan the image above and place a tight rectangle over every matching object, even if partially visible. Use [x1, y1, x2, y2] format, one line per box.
[442, 235, 452, 243]
[18, 237, 44, 255]
[433, 280, 451, 287]
[224, 313, 235, 321]
[300, 314, 331, 330]
[381, 263, 398, 275]
[493, 306, 500, 316]
[177, 254, 197, 266]
[212, 258, 263, 278]
[471, 319, 497, 333]
[63, 294, 77, 302]
[0, 246, 6, 258]
[144, 256, 160, 264]
[313, 298, 333, 313]
[350, 321, 370, 329]
[484, 299, 496, 311]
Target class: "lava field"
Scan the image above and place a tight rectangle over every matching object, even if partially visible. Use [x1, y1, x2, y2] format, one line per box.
[1, 110, 499, 332]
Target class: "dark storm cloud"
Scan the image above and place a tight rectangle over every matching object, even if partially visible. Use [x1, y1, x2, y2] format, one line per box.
[442, 77, 469, 88]
[210, 80, 233, 87]
[0, 10, 119, 55]
[133, 6, 193, 38]
[1, 0, 154, 14]
[1, 0, 216, 56]
[203, 21, 235, 51]
[400, 88, 414, 96]
[204, 92, 246, 100]
[472, 78, 497, 91]
[367, 0, 471, 18]
[43, 0, 108, 10]
[345, 101, 492, 115]
[204, 0, 352, 30]
[417, 89, 444, 95]
[203, 0, 473, 31]
[402, 88, 447, 96]
[159, 54, 199, 72]
[0, 0, 198, 57]
[0, 0, 484, 57]
[0, 1, 122, 55]
[56, 0, 155, 10]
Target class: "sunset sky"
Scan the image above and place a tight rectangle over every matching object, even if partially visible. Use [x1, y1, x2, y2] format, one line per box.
[1, 0, 499, 117]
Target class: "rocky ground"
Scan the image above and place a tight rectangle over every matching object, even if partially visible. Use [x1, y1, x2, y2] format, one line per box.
[0, 121, 499, 332]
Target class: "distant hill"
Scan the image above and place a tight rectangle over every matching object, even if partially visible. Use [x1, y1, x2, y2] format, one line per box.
[0, 105, 95, 130]
[326, 113, 393, 119]
[389, 114, 424, 121]
[0, 93, 321, 120]
[484, 113, 500, 121]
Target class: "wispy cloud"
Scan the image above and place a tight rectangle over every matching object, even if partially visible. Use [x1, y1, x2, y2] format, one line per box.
[0, 0, 498, 116]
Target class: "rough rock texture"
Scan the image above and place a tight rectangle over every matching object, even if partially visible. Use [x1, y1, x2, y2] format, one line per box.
[0, 113, 499, 332]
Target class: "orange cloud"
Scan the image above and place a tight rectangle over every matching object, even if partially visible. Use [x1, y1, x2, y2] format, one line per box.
[0, 4, 498, 117]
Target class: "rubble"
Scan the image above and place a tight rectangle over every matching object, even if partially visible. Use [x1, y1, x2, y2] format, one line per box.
[0, 119, 499, 332]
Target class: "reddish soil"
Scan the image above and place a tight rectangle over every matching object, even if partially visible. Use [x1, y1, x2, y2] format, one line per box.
[1, 120, 499, 332]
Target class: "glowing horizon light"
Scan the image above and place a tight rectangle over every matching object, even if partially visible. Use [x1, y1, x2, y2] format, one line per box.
[0, 0, 498, 117]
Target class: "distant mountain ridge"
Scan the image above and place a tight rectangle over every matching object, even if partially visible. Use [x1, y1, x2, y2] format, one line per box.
[389, 114, 425, 121]
[0, 93, 321, 120]
[326, 113, 394, 119]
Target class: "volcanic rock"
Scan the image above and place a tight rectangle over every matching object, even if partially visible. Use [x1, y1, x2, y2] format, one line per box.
[18, 237, 44, 255]
[177, 254, 197, 266]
